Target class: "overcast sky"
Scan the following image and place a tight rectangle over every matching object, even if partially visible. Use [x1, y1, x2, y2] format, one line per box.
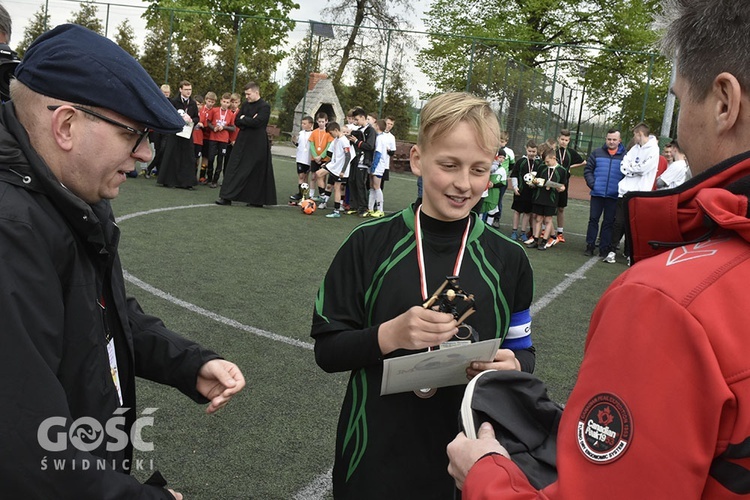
[4, 0, 430, 97]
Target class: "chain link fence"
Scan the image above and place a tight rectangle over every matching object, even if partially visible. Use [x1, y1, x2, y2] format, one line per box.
[10, 0, 658, 155]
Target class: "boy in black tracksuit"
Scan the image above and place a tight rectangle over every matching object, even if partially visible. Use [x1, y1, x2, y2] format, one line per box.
[312, 92, 535, 499]
[346, 107, 376, 217]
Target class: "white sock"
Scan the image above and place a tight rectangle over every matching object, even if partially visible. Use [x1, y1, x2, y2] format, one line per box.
[375, 189, 383, 211]
[557, 227, 564, 234]
[368, 189, 375, 211]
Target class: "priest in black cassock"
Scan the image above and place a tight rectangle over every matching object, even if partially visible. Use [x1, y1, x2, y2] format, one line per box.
[157, 80, 199, 189]
[215, 82, 276, 206]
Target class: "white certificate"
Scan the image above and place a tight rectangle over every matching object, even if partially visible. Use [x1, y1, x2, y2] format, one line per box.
[380, 338, 501, 395]
[176, 123, 193, 140]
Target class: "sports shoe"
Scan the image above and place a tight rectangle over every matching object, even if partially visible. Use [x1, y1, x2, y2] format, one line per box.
[199, 177, 207, 185]
[326, 211, 341, 218]
[359, 211, 370, 218]
[345, 209, 358, 215]
[545, 237, 558, 249]
[491, 218, 501, 229]
[510, 230, 519, 241]
[523, 237, 536, 247]
[556, 233, 566, 243]
[312, 196, 324, 203]
[370, 210, 385, 218]
[289, 193, 302, 201]
[602, 251, 616, 264]
[584, 244, 595, 256]
[537, 243, 547, 251]
[317, 202, 327, 210]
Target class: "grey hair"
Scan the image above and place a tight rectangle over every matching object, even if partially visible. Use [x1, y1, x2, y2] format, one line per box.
[657, 0, 750, 100]
[0, 3, 11, 42]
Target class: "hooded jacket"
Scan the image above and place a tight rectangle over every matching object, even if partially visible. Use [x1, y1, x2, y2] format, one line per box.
[0, 102, 219, 498]
[583, 142, 626, 198]
[463, 151, 750, 499]
[617, 134, 660, 197]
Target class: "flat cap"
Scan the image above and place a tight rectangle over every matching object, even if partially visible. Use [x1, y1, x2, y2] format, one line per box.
[15, 24, 183, 133]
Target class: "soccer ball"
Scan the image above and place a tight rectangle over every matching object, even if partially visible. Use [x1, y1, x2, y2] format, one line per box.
[300, 198, 317, 215]
[523, 172, 536, 184]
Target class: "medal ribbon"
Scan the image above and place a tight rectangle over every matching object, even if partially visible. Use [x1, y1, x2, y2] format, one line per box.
[414, 205, 471, 301]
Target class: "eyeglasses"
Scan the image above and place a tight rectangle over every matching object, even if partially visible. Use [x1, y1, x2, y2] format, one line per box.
[47, 105, 149, 154]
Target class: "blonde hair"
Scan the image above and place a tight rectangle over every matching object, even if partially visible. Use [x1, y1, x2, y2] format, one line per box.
[417, 92, 500, 156]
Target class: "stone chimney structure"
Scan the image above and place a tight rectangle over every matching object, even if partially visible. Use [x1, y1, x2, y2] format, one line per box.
[292, 73, 345, 140]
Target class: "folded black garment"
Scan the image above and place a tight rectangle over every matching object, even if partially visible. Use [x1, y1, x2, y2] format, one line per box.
[459, 369, 563, 490]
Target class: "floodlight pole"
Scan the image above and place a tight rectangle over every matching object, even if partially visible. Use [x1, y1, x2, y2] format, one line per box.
[301, 23, 314, 118]
[164, 10, 174, 85]
[378, 29, 392, 117]
[575, 66, 587, 149]
[660, 62, 677, 140]
[466, 39, 476, 92]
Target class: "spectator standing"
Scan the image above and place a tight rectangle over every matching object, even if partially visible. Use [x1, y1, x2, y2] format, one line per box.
[308, 112, 332, 201]
[656, 139, 691, 189]
[216, 82, 276, 207]
[207, 93, 236, 188]
[554, 129, 585, 242]
[509, 140, 539, 241]
[320, 121, 351, 218]
[157, 80, 199, 189]
[582, 129, 625, 256]
[289, 115, 314, 202]
[527, 146, 567, 250]
[197, 91, 216, 184]
[346, 107, 376, 217]
[605, 123, 660, 263]
[381, 116, 397, 193]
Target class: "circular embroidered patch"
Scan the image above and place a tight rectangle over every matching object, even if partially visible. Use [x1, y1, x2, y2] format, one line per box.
[577, 393, 633, 464]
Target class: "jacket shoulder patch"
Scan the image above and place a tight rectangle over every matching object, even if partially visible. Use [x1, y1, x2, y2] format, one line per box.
[577, 393, 633, 464]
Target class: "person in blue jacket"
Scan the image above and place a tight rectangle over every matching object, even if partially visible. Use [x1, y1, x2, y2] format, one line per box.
[582, 129, 626, 257]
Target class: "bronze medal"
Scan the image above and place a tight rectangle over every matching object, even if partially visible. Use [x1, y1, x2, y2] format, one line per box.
[414, 387, 437, 399]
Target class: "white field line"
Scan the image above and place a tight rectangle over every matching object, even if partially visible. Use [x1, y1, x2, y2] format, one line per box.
[119, 204, 313, 350]
[117, 204, 215, 222]
[123, 271, 314, 350]
[531, 256, 600, 316]
[119, 204, 597, 499]
[292, 468, 333, 500]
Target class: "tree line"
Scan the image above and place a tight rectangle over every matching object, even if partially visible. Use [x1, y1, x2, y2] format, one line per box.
[14, 0, 671, 149]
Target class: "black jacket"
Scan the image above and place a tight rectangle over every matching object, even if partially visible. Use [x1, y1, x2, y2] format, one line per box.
[0, 102, 219, 498]
[351, 123, 377, 166]
[170, 94, 199, 126]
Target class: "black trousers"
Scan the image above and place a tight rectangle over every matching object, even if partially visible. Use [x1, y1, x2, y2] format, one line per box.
[348, 165, 368, 213]
[610, 197, 629, 255]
